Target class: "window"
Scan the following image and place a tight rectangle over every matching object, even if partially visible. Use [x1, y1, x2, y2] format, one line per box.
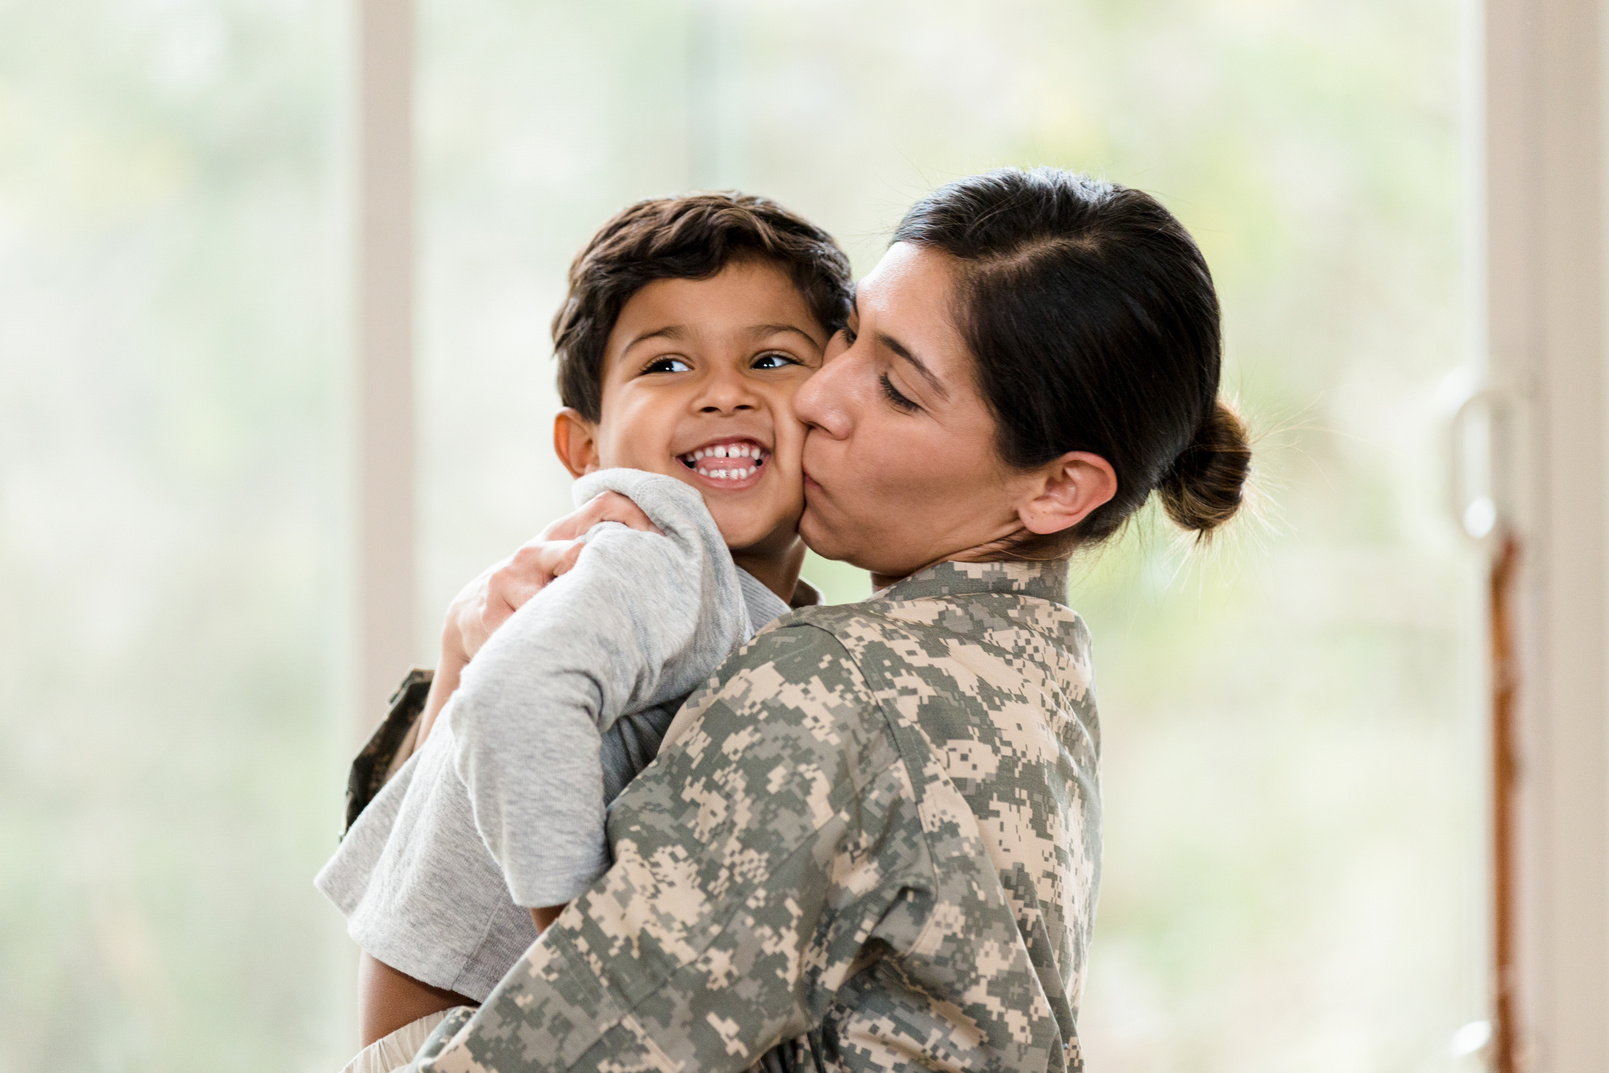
[0, 1, 350, 1067]
[2, 1, 1532, 1068]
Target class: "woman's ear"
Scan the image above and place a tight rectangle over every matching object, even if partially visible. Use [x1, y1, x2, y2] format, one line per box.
[1017, 451, 1118, 535]
[553, 409, 602, 478]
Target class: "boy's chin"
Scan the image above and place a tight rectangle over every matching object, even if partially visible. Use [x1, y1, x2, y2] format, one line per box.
[712, 520, 784, 554]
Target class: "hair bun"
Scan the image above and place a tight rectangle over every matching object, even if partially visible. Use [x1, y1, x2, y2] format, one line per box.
[1158, 399, 1250, 536]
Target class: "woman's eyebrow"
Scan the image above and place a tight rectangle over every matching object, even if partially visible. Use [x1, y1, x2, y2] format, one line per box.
[879, 332, 949, 399]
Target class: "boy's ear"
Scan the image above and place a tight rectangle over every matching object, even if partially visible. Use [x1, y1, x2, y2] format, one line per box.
[553, 408, 602, 479]
[1016, 451, 1118, 536]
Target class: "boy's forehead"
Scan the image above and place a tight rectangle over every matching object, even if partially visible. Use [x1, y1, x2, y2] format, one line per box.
[609, 260, 824, 349]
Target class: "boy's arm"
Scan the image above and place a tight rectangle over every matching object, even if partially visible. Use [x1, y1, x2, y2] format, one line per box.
[358, 951, 476, 1049]
[413, 492, 658, 751]
[448, 470, 748, 908]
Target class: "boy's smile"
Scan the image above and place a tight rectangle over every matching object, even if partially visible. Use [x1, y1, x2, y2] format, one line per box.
[554, 258, 828, 591]
[678, 436, 769, 488]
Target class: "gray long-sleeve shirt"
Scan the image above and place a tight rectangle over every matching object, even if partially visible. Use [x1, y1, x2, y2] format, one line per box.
[316, 469, 791, 1001]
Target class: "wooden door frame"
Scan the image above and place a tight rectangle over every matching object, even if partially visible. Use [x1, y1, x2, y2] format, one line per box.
[1484, 0, 1609, 1067]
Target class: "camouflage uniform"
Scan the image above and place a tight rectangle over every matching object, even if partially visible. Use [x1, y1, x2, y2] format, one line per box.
[409, 558, 1101, 1073]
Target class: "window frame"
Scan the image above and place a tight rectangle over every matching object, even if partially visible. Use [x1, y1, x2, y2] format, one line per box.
[1483, 0, 1609, 1067]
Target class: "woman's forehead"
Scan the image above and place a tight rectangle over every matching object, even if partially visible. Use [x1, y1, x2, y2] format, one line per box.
[857, 242, 971, 380]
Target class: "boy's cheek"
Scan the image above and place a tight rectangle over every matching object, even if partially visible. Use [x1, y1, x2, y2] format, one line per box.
[767, 428, 809, 483]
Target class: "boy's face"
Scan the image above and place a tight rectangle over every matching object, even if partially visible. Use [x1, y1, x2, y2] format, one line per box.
[556, 258, 828, 560]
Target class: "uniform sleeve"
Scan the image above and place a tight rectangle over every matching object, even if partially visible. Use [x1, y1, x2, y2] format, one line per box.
[413, 624, 933, 1073]
[449, 470, 747, 907]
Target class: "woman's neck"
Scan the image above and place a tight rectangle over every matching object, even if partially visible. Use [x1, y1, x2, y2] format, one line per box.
[872, 528, 1036, 592]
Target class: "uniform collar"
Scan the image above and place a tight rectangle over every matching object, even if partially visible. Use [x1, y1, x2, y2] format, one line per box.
[872, 558, 1071, 605]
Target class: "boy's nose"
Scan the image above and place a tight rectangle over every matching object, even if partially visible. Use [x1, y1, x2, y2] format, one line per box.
[695, 367, 759, 413]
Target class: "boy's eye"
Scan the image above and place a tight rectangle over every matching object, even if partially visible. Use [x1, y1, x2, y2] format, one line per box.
[839, 326, 858, 346]
[643, 356, 692, 374]
[751, 351, 800, 370]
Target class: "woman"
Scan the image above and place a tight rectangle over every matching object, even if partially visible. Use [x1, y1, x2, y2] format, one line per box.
[410, 167, 1249, 1073]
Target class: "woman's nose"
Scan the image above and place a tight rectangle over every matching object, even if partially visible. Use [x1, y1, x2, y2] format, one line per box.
[793, 348, 852, 438]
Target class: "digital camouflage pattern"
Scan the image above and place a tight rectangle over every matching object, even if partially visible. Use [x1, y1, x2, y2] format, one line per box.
[344, 667, 433, 835]
[409, 558, 1101, 1073]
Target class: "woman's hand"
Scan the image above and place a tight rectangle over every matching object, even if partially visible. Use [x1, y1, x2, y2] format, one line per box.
[442, 541, 584, 671]
[446, 491, 661, 666]
[540, 489, 661, 543]
[413, 491, 660, 747]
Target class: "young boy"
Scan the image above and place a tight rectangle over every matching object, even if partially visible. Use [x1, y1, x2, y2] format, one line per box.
[315, 193, 852, 1069]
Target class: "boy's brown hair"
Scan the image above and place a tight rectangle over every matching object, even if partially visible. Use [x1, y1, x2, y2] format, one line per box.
[553, 193, 854, 421]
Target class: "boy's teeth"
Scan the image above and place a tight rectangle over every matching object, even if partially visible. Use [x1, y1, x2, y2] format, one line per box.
[694, 464, 757, 480]
[685, 442, 767, 466]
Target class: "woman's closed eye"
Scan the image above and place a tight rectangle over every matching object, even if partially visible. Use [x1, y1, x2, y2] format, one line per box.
[880, 373, 920, 413]
[642, 356, 692, 375]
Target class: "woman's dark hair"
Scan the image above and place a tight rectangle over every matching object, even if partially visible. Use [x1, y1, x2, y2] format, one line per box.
[893, 167, 1250, 551]
[555, 193, 853, 421]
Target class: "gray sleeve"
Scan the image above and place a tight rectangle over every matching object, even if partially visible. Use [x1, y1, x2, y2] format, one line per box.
[446, 468, 747, 907]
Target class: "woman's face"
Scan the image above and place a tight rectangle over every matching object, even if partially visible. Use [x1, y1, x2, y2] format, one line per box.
[793, 242, 1037, 583]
